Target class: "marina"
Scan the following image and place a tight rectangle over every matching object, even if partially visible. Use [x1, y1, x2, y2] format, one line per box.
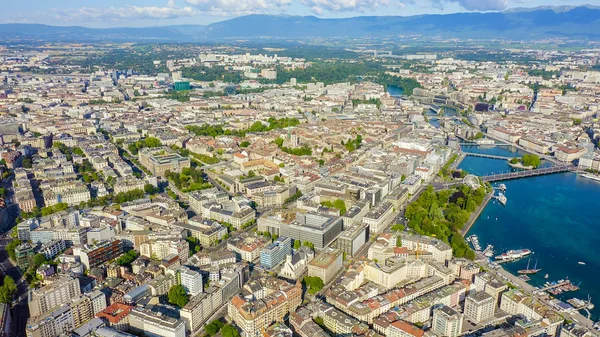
[461, 145, 600, 320]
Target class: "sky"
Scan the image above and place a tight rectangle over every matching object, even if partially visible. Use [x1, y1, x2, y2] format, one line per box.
[0, 0, 597, 27]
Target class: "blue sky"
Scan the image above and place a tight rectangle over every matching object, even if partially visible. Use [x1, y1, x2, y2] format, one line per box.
[1, 0, 596, 27]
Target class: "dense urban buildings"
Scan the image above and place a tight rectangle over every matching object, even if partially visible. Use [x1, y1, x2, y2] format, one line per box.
[0, 26, 597, 337]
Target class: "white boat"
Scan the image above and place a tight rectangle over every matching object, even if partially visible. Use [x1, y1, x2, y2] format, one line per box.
[544, 274, 549, 279]
[581, 174, 600, 182]
[498, 183, 507, 191]
[495, 249, 532, 261]
[578, 261, 586, 265]
[496, 192, 507, 206]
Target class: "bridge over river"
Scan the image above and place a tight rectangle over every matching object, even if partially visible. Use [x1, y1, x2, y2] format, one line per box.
[433, 165, 575, 190]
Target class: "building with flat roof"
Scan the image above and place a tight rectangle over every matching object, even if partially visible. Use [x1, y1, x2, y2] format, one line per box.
[307, 248, 343, 284]
[128, 306, 186, 337]
[28, 276, 81, 317]
[180, 266, 203, 297]
[260, 236, 292, 270]
[280, 212, 343, 250]
[336, 224, 368, 257]
[465, 291, 495, 324]
[138, 147, 190, 177]
[74, 240, 123, 270]
[432, 305, 463, 337]
[15, 242, 34, 270]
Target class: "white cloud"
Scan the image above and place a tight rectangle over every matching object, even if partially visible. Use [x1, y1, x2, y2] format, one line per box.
[185, 0, 292, 16]
[298, 0, 393, 14]
[404, 0, 508, 11]
[50, 1, 197, 22]
[453, 0, 508, 11]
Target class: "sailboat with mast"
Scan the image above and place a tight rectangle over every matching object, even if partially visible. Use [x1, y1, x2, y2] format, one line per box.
[518, 257, 541, 275]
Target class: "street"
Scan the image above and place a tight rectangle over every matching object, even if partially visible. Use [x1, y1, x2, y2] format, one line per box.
[0, 235, 29, 337]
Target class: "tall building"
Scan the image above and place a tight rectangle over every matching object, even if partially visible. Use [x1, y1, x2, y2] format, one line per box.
[260, 236, 292, 269]
[15, 242, 34, 270]
[464, 291, 495, 324]
[432, 305, 463, 337]
[180, 266, 203, 297]
[28, 276, 81, 317]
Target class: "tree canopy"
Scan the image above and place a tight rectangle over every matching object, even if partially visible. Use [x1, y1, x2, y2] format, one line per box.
[404, 185, 482, 260]
[303, 276, 324, 295]
[168, 284, 189, 307]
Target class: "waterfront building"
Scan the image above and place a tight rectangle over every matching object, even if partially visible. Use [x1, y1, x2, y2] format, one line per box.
[474, 273, 508, 307]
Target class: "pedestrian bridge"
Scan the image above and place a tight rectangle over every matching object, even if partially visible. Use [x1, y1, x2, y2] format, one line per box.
[464, 152, 515, 160]
[432, 165, 575, 189]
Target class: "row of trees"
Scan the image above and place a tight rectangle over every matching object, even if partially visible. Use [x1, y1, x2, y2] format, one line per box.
[404, 185, 486, 260]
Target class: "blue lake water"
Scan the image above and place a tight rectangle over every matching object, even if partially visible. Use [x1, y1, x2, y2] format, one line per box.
[459, 151, 600, 319]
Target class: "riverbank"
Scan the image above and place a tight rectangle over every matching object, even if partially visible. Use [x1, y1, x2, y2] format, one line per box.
[461, 189, 494, 236]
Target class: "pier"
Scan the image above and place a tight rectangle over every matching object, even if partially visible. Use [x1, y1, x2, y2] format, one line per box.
[537, 280, 574, 292]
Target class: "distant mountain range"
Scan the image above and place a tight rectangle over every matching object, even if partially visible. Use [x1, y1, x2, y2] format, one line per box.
[1, 6, 600, 42]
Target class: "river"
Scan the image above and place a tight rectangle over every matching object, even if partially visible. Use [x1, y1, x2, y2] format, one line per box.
[459, 145, 600, 320]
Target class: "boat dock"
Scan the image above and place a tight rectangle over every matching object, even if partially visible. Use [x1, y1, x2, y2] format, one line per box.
[537, 280, 579, 294]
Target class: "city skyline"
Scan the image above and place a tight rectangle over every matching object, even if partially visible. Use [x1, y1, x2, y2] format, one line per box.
[0, 0, 597, 27]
